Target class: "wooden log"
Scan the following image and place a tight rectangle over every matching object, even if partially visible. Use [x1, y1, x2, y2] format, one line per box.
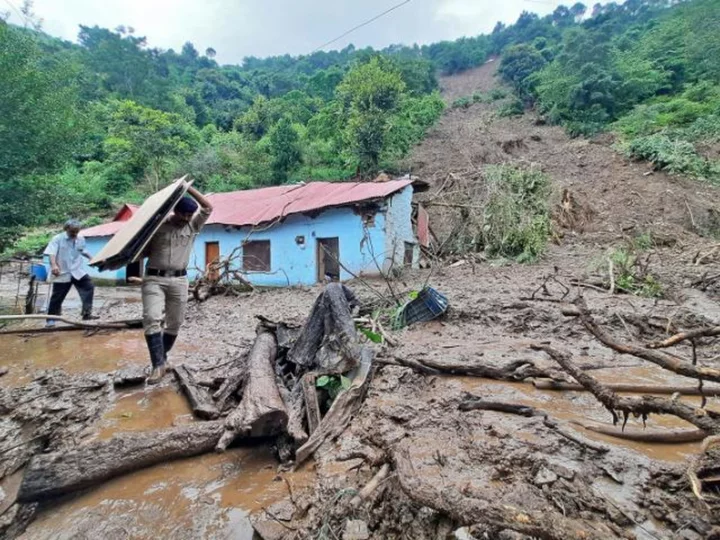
[301, 373, 322, 436]
[572, 421, 708, 443]
[533, 378, 720, 396]
[458, 398, 538, 417]
[281, 382, 309, 446]
[572, 297, 720, 383]
[295, 347, 373, 466]
[216, 330, 287, 451]
[173, 365, 220, 420]
[385, 356, 547, 381]
[287, 283, 360, 374]
[0, 315, 143, 331]
[532, 343, 720, 435]
[17, 421, 224, 502]
[213, 367, 248, 412]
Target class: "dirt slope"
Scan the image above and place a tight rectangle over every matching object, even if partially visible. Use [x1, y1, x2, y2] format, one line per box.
[407, 60, 720, 242]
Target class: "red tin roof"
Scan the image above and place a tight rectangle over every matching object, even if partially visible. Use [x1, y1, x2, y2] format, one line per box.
[83, 180, 412, 237]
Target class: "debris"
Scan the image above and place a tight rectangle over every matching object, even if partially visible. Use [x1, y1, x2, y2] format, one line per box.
[534, 467, 558, 486]
[343, 519, 370, 540]
[112, 365, 147, 387]
[173, 364, 220, 420]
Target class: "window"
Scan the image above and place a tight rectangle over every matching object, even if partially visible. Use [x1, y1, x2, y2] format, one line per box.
[243, 240, 271, 272]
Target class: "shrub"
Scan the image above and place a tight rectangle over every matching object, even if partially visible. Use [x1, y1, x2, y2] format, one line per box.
[482, 165, 551, 262]
[490, 88, 508, 101]
[497, 97, 524, 118]
[622, 133, 714, 178]
[2, 228, 58, 258]
[452, 96, 472, 109]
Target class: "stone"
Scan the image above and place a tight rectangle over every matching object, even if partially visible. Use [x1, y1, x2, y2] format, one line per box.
[113, 365, 147, 387]
[534, 466, 558, 486]
[343, 519, 370, 540]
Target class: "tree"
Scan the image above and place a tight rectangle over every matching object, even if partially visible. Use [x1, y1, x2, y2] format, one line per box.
[100, 100, 201, 193]
[269, 118, 302, 183]
[498, 44, 548, 100]
[0, 23, 85, 247]
[335, 57, 406, 175]
[570, 2, 588, 22]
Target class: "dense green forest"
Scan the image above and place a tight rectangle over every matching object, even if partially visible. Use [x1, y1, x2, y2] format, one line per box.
[1, 0, 719, 254]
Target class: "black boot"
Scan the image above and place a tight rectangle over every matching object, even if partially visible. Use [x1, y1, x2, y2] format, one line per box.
[162, 333, 177, 364]
[145, 333, 166, 384]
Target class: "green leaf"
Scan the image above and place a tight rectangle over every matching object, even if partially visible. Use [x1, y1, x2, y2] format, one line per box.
[408, 290, 419, 300]
[340, 375, 352, 390]
[316, 375, 331, 388]
[360, 327, 382, 343]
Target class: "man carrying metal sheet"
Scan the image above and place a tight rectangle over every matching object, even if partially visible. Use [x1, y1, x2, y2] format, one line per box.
[44, 219, 97, 327]
[142, 186, 213, 383]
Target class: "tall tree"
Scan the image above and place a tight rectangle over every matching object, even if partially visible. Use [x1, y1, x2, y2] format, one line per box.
[336, 57, 405, 175]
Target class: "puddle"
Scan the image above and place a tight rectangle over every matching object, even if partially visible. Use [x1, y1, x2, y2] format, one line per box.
[94, 387, 195, 440]
[21, 446, 313, 540]
[0, 331, 148, 387]
[21, 386, 315, 540]
[450, 377, 706, 462]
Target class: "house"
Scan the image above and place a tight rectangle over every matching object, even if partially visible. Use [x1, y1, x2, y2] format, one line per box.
[82, 179, 426, 287]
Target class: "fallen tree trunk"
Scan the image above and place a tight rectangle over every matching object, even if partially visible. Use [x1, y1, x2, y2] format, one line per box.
[383, 356, 547, 380]
[295, 347, 373, 467]
[301, 373, 321, 436]
[0, 316, 143, 334]
[17, 421, 224, 502]
[213, 367, 247, 413]
[173, 365, 220, 420]
[287, 283, 360, 374]
[532, 344, 720, 435]
[570, 298, 720, 383]
[572, 421, 708, 443]
[393, 443, 620, 540]
[648, 326, 720, 349]
[458, 397, 538, 417]
[216, 329, 287, 451]
[533, 378, 720, 396]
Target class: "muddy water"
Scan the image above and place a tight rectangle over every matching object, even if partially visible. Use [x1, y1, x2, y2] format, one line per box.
[0, 331, 148, 387]
[21, 386, 314, 540]
[451, 376, 706, 462]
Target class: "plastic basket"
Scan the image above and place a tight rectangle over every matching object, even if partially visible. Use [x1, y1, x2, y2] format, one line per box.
[397, 287, 449, 327]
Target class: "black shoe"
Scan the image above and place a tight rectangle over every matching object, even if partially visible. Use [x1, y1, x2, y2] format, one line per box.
[144, 333, 165, 370]
[82, 314, 100, 321]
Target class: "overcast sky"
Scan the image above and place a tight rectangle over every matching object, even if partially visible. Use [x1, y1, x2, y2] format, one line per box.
[5, 0, 573, 64]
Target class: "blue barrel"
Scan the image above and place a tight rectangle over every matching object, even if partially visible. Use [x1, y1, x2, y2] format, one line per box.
[30, 263, 48, 282]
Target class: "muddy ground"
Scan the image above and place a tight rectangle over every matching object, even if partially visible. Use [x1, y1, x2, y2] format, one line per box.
[2, 61, 720, 539]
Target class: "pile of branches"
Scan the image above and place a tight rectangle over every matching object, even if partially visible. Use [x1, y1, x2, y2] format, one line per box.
[14, 283, 373, 507]
[534, 295, 720, 504]
[190, 246, 254, 302]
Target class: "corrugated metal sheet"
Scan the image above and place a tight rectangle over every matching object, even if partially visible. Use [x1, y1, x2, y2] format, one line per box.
[204, 179, 413, 228]
[83, 179, 412, 239]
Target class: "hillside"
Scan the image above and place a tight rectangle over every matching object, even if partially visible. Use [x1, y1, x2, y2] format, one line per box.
[410, 60, 720, 242]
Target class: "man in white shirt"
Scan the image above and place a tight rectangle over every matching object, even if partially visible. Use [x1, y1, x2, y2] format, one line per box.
[43, 219, 97, 326]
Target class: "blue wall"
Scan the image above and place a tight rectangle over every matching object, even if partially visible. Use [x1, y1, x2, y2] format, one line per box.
[84, 187, 416, 287]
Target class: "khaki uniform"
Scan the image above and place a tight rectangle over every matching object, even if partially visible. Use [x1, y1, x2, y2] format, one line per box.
[142, 208, 210, 335]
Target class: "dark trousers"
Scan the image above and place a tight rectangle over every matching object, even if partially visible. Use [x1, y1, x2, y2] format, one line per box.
[48, 274, 95, 317]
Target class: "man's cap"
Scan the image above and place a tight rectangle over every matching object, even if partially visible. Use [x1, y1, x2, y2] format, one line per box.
[175, 197, 198, 214]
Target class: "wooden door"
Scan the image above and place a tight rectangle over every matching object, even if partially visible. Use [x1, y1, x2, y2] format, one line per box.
[317, 237, 340, 282]
[205, 242, 220, 280]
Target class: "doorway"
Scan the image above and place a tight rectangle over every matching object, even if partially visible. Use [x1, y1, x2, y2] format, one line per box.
[205, 242, 220, 280]
[317, 237, 340, 282]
